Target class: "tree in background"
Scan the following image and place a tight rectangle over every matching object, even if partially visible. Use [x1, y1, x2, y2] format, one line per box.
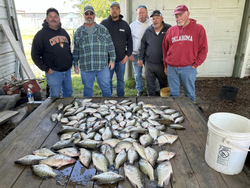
[69, 0, 120, 18]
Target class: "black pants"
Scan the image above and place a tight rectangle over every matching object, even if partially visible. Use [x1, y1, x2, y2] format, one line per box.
[145, 63, 168, 96]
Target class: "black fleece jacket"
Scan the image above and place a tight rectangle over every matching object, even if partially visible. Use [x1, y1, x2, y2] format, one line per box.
[100, 15, 132, 63]
[31, 20, 72, 72]
[139, 22, 171, 66]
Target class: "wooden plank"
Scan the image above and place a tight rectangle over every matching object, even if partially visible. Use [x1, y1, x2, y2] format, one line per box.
[175, 97, 250, 187]
[0, 110, 19, 124]
[174, 97, 228, 187]
[0, 98, 74, 187]
[0, 24, 35, 79]
[160, 97, 201, 187]
[0, 98, 55, 154]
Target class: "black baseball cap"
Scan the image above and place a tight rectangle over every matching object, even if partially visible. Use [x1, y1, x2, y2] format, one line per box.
[46, 8, 59, 16]
[150, 10, 163, 17]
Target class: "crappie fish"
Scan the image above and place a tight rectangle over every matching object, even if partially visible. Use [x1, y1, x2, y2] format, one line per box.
[50, 138, 74, 150]
[169, 123, 185, 130]
[139, 134, 153, 147]
[148, 126, 160, 141]
[133, 142, 147, 160]
[79, 148, 92, 168]
[139, 159, 154, 181]
[60, 132, 75, 141]
[157, 161, 173, 187]
[14, 155, 47, 165]
[57, 147, 80, 157]
[40, 154, 76, 169]
[32, 164, 57, 179]
[33, 148, 56, 157]
[76, 139, 102, 148]
[57, 103, 64, 111]
[102, 127, 113, 141]
[157, 134, 178, 146]
[174, 116, 184, 124]
[105, 145, 116, 166]
[128, 147, 139, 164]
[157, 151, 176, 163]
[51, 113, 58, 122]
[145, 146, 158, 167]
[63, 104, 73, 112]
[102, 139, 121, 148]
[114, 141, 132, 153]
[92, 152, 109, 172]
[124, 163, 144, 188]
[90, 172, 124, 184]
[115, 149, 127, 170]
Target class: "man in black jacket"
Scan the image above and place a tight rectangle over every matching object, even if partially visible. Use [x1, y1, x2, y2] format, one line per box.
[100, 1, 133, 97]
[138, 10, 171, 96]
[31, 8, 73, 98]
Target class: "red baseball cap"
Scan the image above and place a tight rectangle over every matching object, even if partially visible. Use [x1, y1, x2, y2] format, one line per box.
[174, 5, 189, 15]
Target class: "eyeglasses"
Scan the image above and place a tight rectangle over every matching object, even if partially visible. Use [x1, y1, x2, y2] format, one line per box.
[84, 12, 94, 16]
[138, 5, 147, 10]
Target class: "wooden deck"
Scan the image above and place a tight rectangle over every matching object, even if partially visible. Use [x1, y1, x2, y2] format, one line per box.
[0, 97, 250, 188]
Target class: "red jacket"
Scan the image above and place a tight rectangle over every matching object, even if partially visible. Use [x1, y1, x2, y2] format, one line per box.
[163, 19, 208, 68]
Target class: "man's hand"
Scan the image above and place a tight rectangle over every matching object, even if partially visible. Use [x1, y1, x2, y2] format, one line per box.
[191, 65, 196, 69]
[47, 68, 53, 74]
[109, 62, 115, 70]
[121, 55, 129, 64]
[164, 67, 167, 76]
[138, 60, 143, 67]
[74, 67, 80, 74]
[129, 54, 135, 62]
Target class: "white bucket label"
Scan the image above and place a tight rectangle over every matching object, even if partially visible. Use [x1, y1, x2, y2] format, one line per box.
[217, 145, 231, 166]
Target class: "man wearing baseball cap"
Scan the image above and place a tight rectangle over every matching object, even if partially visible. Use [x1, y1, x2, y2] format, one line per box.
[162, 5, 208, 101]
[73, 5, 116, 97]
[31, 8, 73, 98]
[138, 9, 171, 96]
[100, 1, 133, 97]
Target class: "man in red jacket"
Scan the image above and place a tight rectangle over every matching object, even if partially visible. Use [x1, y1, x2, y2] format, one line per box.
[163, 5, 208, 101]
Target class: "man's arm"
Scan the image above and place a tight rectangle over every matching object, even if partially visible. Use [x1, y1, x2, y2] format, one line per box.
[105, 27, 116, 69]
[192, 26, 208, 68]
[72, 29, 80, 74]
[31, 33, 50, 72]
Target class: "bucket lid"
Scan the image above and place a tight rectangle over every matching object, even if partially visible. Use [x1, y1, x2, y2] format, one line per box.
[208, 112, 250, 139]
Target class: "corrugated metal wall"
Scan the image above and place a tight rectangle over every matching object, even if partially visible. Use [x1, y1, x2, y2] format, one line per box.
[0, 0, 25, 88]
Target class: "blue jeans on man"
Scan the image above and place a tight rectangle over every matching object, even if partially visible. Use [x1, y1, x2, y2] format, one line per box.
[46, 68, 73, 98]
[132, 54, 159, 96]
[81, 66, 111, 97]
[110, 61, 125, 97]
[167, 65, 197, 101]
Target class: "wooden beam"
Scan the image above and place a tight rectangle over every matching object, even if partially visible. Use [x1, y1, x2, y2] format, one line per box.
[0, 110, 19, 125]
[0, 24, 35, 79]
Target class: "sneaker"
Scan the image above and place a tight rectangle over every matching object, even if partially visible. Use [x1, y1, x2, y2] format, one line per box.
[137, 91, 143, 96]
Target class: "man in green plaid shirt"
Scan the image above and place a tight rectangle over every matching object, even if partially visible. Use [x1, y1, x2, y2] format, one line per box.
[73, 5, 116, 97]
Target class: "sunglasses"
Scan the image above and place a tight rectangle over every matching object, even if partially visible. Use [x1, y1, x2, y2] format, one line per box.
[84, 12, 94, 16]
[138, 5, 147, 10]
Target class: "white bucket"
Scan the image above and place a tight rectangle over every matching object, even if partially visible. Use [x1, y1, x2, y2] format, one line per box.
[205, 112, 250, 175]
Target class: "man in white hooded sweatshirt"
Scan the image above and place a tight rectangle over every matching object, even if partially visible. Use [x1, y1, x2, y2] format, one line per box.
[129, 5, 159, 96]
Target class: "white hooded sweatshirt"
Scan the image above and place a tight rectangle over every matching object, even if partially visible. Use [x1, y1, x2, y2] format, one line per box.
[130, 18, 152, 55]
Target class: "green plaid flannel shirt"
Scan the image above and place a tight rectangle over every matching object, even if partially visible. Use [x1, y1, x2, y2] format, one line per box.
[73, 23, 116, 71]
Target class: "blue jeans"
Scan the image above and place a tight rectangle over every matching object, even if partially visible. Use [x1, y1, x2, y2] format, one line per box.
[46, 68, 73, 98]
[132, 54, 159, 92]
[110, 61, 125, 97]
[167, 65, 197, 101]
[81, 66, 111, 97]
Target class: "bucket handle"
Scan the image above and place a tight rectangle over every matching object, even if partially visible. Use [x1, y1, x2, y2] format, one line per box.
[224, 137, 250, 152]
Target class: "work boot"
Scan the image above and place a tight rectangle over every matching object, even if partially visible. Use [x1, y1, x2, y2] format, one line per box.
[137, 91, 143, 96]
[155, 90, 160, 96]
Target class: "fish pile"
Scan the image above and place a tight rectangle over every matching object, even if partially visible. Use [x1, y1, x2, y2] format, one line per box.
[14, 99, 185, 187]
